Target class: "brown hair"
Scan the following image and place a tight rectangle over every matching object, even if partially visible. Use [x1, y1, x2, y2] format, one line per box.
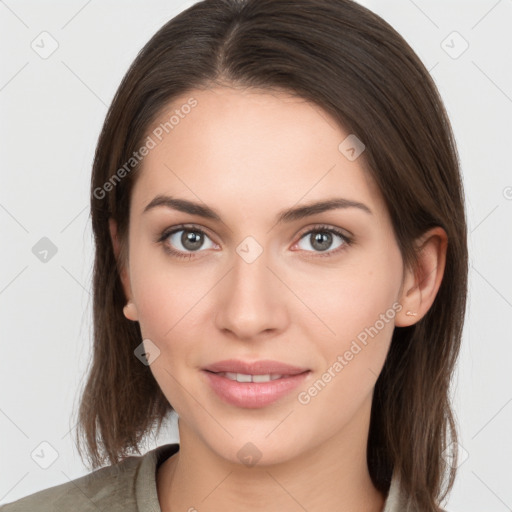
[76, 1, 468, 510]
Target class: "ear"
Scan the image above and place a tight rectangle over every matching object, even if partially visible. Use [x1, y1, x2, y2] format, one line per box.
[109, 218, 139, 322]
[395, 226, 448, 327]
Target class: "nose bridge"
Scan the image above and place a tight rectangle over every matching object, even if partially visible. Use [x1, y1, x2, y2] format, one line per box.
[214, 237, 286, 339]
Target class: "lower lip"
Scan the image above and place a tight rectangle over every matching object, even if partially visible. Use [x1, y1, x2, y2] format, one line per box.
[203, 370, 310, 409]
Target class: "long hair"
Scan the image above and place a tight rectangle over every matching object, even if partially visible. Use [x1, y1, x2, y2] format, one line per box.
[75, 1, 468, 510]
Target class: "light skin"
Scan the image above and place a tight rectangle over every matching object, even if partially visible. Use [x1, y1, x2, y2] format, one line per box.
[109, 86, 447, 512]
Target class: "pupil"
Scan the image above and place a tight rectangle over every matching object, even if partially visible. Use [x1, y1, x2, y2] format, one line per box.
[311, 231, 332, 251]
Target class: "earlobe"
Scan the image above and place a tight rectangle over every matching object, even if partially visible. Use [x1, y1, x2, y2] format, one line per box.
[395, 227, 448, 327]
[123, 300, 139, 322]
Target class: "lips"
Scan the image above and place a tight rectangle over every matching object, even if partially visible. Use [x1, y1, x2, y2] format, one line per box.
[202, 359, 309, 376]
[202, 359, 311, 408]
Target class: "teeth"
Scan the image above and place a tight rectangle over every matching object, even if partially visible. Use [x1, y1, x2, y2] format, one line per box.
[219, 372, 284, 382]
[233, 372, 251, 382]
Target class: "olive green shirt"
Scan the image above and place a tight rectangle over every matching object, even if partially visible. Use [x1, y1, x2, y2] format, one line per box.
[1, 443, 411, 511]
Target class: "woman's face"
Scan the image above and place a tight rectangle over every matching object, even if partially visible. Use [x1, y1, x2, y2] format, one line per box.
[116, 86, 409, 465]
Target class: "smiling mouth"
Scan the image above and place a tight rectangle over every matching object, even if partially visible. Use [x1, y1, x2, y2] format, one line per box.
[202, 369, 311, 409]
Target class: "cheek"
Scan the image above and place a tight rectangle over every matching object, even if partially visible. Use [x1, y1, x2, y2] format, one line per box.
[130, 252, 195, 339]
[130, 253, 221, 348]
[295, 264, 400, 425]
[295, 248, 402, 398]
[129, 260, 204, 408]
[297, 253, 402, 341]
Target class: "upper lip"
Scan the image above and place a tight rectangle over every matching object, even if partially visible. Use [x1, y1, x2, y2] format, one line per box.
[203, 359, 310, 376]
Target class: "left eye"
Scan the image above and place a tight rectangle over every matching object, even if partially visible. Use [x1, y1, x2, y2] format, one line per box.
[296, 228, 349, 253]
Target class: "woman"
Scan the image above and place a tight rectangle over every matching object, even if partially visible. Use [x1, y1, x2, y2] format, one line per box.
[1, 0, 467, 511]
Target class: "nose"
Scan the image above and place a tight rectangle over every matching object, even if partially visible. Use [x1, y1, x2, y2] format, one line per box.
[214, 243, 289, 341]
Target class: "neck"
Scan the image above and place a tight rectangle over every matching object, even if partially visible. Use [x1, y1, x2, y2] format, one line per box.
[157, 395, 386, 512]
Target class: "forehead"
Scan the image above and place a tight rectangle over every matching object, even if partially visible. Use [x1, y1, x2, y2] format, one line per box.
[132, 86, 385, 218]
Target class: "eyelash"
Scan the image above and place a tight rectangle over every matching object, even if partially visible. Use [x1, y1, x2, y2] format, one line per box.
[157, 224, 353, 260]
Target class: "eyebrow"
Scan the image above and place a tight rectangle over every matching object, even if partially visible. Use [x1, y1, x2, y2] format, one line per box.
[143, 194, 373, 222]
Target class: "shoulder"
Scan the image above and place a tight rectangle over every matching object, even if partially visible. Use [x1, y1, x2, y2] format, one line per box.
[0, 451, 145, 512]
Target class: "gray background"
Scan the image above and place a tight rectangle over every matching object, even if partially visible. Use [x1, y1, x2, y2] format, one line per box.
[1, 0, 511, 510]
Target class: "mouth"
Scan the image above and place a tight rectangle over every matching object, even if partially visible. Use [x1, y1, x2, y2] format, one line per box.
[202, 368, 311, 409]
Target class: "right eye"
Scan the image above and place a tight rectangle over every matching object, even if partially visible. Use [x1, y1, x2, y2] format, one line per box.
[158, 225, 218, 259]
